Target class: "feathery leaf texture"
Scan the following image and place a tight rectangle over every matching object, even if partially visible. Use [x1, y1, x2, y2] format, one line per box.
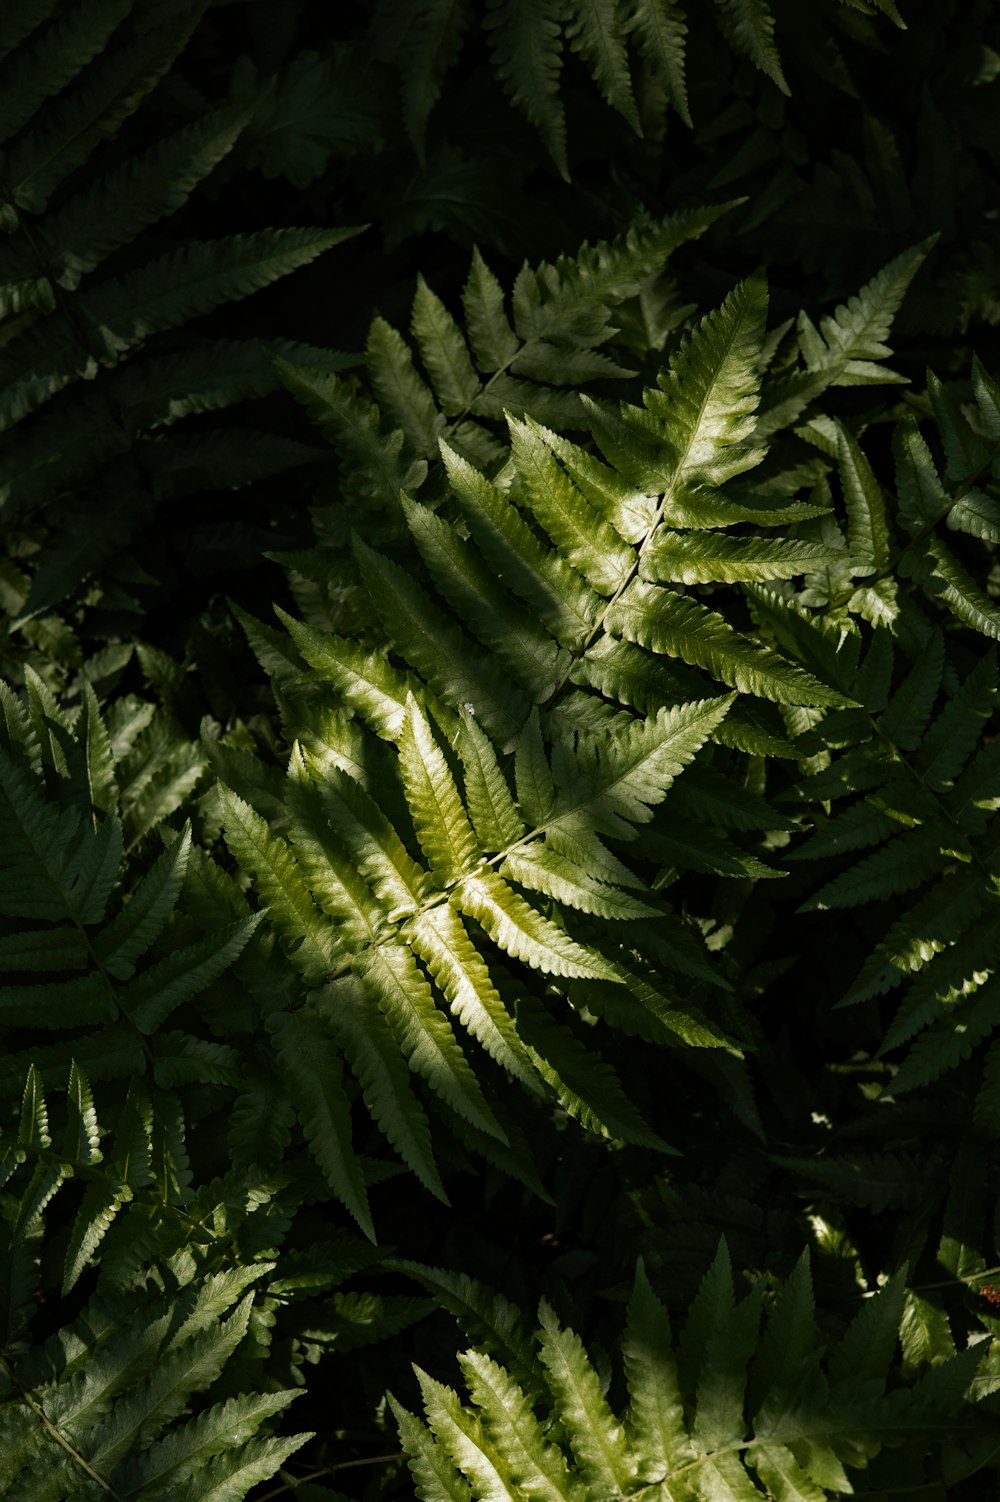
[0, 1204, 309, 1500]
[220, 250, 931, 1203]
[391, 1249, 988, 1502]
[782, 355, 1000, 1095]
[372, 0, 903, 167]
[0, 0, 362, 619]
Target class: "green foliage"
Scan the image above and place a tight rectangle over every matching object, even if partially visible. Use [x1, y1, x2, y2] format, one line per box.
[0, 0, 361, 673]
[224, 253, 932, 1211]
[9, 3, 1000, 1500]
[391, 1251, 992, 1500]
[371, 0, 905, 174]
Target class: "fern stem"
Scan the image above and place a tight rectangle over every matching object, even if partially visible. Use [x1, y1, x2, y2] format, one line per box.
[0, 1353, 120, 1497]
[255, 1451, 406, 1500]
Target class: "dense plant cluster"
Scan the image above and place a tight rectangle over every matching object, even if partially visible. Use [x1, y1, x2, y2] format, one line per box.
[5, 1, 1000, 1499]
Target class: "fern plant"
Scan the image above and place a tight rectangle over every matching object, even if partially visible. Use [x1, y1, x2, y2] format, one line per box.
[0, 666, 440, 1494]
[370, 0, 906, 176]
[770, 359, 1000, 1113]
[0, 0, 361, 656]
[206, 239, 933, 1236]
[0, 1060, 311, 1499]
[391, 1248, 996, 1501]
[0, 661, 267, 1099]
[12, 5, 1000, 1501]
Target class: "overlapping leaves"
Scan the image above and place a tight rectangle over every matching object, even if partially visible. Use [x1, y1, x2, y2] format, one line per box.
[391, 1247, 990, 1502]
[220, 248, 928, 1231]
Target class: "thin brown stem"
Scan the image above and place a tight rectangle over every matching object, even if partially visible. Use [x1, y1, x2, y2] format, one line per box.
[254, 1451, 406, 1501]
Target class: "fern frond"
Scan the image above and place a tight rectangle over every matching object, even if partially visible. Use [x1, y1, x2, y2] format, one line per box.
[627, 0, 690, 124]
[3, 3, 205, 215]
[0, 1256, 308, 1499]
[715, 0, 788, 95]
[394, 1251, 989, 1502]
[0, 0, 131, 152]
[565, 0, 639, 134]
[268, 1007, 374, 1241]
[318, 975, 448, 1202]
[606, 581, 851, 705]
[485, 0, 568, 179]
[757, 242, 933, 437]
[23, 101, 252, 298]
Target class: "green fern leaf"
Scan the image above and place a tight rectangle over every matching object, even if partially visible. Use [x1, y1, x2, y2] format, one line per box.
[456, 710, 526, 849]
[355, 535, 531, 742]
[628, 0, 690, 124]
[757, 244, 932, 437]
[289, 748, 426, 922]
[502, 845, 657, 918]
[798, 828, 942, 912]
[399, 697, 481, 883]
[623, 1260, 692, 1475]
[836, 421, 891, 581]
[829, 1268, 908, 1400]
[153, 1432, 312, 1502]
[0, 0, 130, 150]
[124, 914, 263, 1036]
[884, 983, 1000, 1095]
[218, 787, 339, 984]
[462, 248, 521, 371]
[514, 992, 672, 1150]
[606, 580, 853, 706]
[565, 0, 639, 132]
[917, 535, 1000, 640]
[284, 760, 393, 946]
[715, 0, 788, 94]
[396, 0, 473, 157]
[485, 0, 568, 178]
[268, 1007, 374, 1240]
[412, 274, 483, 416]
[317, 975, 447, 1201]
[368, 316, 445, 455]
[926, 370, 993, 485]
[5, 4, 205, 213]
[552, 696, 736, 837]
[441, 443, 599, 648]
[537, 1301, 638, 1495]
[390, 1392, 475, 1502]
[92, 825, 192, 979]
[360, 942, 506, 1140]
[643, 533, 849, 585]
[971, 353, 1000, 438]
[691, 1273, 764, 1452]
[401, 497, 569, 702]
[110, 1391, 300, 1497]
[508, 414, 634, 594]
[37, 101, 252, 292]
[589, 274, 768, 511]
[456, 869, 618, 981]
[277, 608, 414, 741]
[409, 904, 541, 1088]
[0, 228, 361, 432]
[461, 1350, 583, 1502]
